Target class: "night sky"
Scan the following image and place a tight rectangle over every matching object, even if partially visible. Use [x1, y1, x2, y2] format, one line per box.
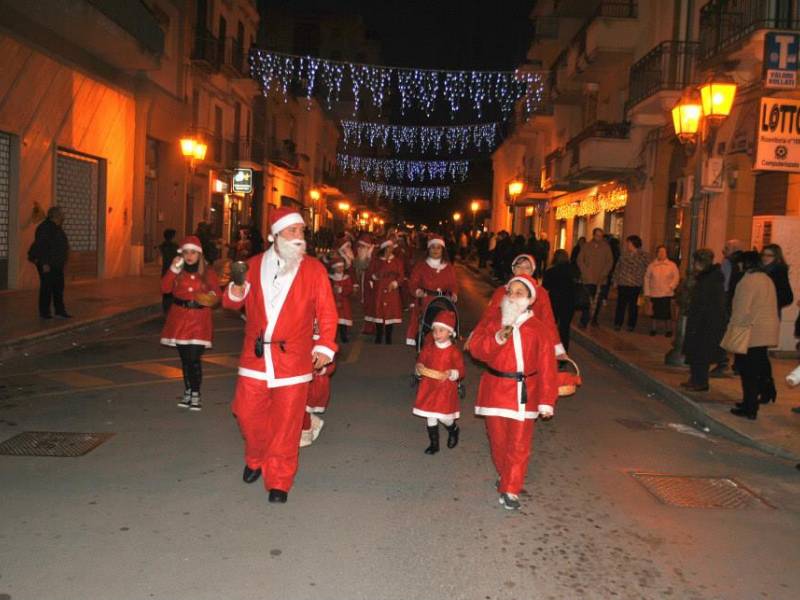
[264, 0, 535, 223]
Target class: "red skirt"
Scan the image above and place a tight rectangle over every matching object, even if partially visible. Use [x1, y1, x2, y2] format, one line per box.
[160, 305, 213, 347]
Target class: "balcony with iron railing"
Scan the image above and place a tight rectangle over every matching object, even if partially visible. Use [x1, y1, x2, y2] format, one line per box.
[563, 120, 637, 183]
[626, 41, 700, 115]
[699, 0, 800, 62]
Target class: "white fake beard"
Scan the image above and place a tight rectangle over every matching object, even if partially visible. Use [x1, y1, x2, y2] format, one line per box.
[275, 236, 306, 273]
[500, 296, 530, 327]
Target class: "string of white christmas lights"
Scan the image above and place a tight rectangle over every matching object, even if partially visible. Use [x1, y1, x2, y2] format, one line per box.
[249, 49, 546, 119]
[360, 181, 451, 202]
[338, 154, 469, 182]
[340, 121, 497, 154]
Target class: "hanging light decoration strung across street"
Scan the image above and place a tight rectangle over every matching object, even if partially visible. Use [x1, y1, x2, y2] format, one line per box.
[340, 121, 498, 154]
[249, 49, 547, 119]
[360, 180, 451, 202]
[338, 154, 470, 182]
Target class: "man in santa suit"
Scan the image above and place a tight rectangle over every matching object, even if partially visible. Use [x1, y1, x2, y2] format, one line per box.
[223, 207, 338, 504]
[468, 274, 558, 511]
[405, 235, 459, 346]
[355, 233, 376, 335]
[473, 254, 566, 359]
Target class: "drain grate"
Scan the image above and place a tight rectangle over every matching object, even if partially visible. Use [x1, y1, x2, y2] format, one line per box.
[0, 431, 114, 457]
[630, 473, 771, 509]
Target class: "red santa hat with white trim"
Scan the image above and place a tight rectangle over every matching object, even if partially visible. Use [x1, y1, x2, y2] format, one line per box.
[268, 207, 305, 241]
[432, 310, 457, 336]
[427, 235, 446, 248]
[379, 238, 395, 250]
[507, 273, 538, 305]
[178, 235, 203, 254]
[512, 253, 537, 271]
[330, 257, 346, 269]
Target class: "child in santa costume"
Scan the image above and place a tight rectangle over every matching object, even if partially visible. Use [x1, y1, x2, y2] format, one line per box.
[468, 274, 558, 511]
[413, 310, 464, 454]
[330, 258, 355, 343]
[405, 235, 459, 346]
[223, 207, 338, 504]
[367, 239, 405, 344]
[160, 236, 220, 411]
[300, 353, 336, 448]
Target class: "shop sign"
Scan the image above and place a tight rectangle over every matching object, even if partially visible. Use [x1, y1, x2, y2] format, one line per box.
[232, 168, 253, 193]
[763, 32, 799, 90]
[755, 97, 800, 172]
[554, 184, 627, 220]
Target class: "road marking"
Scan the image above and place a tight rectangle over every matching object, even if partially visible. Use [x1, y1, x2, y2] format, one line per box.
[124, 362, 184, 379]
[41, 371, 114, 388]
[342, 338, 363, 365]
[202, 354, 240, 368]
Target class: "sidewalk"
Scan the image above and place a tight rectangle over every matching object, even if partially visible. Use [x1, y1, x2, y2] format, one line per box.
[464, 258, 800, 462]
[0, 264, 162, 359]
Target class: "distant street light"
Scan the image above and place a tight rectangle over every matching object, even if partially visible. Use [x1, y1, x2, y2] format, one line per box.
[452, 211, 462, 223]
[309, 188, 321, 201]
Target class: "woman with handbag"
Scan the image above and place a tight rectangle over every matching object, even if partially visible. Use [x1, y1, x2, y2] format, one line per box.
[725, 251, 779, 420]
[681, 249, 726, 392]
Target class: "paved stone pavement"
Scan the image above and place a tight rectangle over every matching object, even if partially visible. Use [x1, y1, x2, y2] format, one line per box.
[0, 264, 798, 600]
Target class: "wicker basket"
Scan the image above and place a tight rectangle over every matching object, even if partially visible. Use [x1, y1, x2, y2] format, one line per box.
[557, 357, 582, 397]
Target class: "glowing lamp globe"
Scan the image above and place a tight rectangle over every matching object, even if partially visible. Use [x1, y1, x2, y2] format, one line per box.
[180, 137, 196, 157]
[671, 94, 702, 142]
[193, 142, 207, 161]
[470, 201, 480, 212]
[508, 180, 524, 197]
[700, 75, 737, 119]
[309, 189, 321, 201]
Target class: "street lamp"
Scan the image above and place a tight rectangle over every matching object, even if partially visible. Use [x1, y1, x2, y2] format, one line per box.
[452, 211, 462, 223]
[507, 180, 524, 198]
[310, 188, 321, 201]
[470, 200, 480, 228]
[665, 73, 737, 366]
[179, 135, 207, 235]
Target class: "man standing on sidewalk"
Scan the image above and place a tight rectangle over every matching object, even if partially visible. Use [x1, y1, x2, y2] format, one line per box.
[611, 235, 650, 332]
[577, 227, 613, 328]
[28, 206, 70, 319]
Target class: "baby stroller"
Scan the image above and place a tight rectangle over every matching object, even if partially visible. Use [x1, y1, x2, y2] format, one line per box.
[412, 294, 466, 398]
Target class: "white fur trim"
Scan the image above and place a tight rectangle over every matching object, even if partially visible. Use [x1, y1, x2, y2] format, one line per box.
[312, 344, 335, 360]
[380, 240, 394, 250]
[474, 406, 539, 421]
[406, 338, 417, 346]
[554, 343, 566, 356]
[338, 318, 353, 326]
[508, 276, 537, 302]
[305, 406, 327, 414]
[160, 338, 212, 348]
[413, 408, 460, 420]
[538, 404, 554, 416]
[238, 368, 313, 388]
[434, 339, 453, 349]
[374, 318, 402, 325]
[179, 243, 203, 254]
[427, 238, 445, 248]
[432, 322, 455, 334]
[271, 212, 305, 236]
[226, 280, 251, 301]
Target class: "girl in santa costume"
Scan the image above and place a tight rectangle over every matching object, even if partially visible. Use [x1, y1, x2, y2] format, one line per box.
[329, 258, 355, 343]
[367, 239, 405, 344]
[468, 274, 558, 510]
[405, 235, 459, 346]
[413, 310, 464, 454]
[160, 236, 220, 411]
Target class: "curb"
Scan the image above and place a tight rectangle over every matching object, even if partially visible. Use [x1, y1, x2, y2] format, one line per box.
[571, 327, 800, 463]
[0, 303, 161, 361]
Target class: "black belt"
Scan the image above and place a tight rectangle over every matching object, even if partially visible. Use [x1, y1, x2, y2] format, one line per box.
[421, 287, 452, 297]
[486, 366, 537, 405]
[254, 330, 287, 357]
[172, 298, 204, 309]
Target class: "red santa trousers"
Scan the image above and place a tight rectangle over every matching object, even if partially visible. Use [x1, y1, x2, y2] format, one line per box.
[232, 376, 309, 492]
[484, 416, 535, 495]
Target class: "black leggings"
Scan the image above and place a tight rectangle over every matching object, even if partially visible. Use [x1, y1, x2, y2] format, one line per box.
[177, 344, 205, 393]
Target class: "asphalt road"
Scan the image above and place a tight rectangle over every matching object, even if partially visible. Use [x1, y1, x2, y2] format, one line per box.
[0, 264, 798, 600]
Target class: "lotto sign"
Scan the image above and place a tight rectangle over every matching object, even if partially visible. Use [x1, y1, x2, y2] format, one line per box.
[754, 97, 800, 172]
[232, 168, 253, 193]
[763, 32, 799, 89]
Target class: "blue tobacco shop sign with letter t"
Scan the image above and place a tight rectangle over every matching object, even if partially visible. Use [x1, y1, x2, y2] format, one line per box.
[764, 32, 799, 89]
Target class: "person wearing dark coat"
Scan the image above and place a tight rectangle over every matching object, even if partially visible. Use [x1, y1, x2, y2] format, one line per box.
[543, 249, 578, 351]
[681, 249, 726, 391]
[761, 244, 793, 315]
[158, 228, 179, 313]
[28, 206, 70, 319]
[570, 237, 585, 266]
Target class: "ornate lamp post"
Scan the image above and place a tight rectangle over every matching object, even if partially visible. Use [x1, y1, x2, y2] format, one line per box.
[665, 74, 737, 366]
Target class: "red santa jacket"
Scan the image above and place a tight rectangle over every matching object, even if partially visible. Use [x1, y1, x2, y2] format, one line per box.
[413, 340, 464, 420]
[330, 273, 354, 326]
[367, 254, 405, 324]
[222, 249, 338, 388]
[480, 285, 564, 356]
[307, 361, 336, 413]
[160, 265, 219, 347]
[408, 259, 459, 304]
[469, 310, 558, 421]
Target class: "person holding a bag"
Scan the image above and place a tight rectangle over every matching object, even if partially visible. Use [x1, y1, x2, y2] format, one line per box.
[724, 251, 779, 420]
[643, 245, 680, 337]
[681, 249, 726, 392]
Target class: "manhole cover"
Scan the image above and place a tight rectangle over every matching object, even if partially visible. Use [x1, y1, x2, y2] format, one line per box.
[0, 431, 114, 457]
[630, 473, 771, 509]
[615, 418, 659, 431]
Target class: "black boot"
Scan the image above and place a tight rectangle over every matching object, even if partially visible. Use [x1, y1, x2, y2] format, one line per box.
[758, 376, 777, 404]
[424, 425, 439, 454]
[338, 324, 349, 344]
[445, 422, 460, 449]
[385, 324, 393, 345]
[375, 324, 384, 344]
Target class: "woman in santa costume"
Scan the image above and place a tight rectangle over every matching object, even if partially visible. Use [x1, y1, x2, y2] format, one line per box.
[329, 257, 354, 343]
[474, 254, 566, 359]
[160, 236, 220, 411]
[356, 233, 377, 336]
[223, 207, 338, 504]
[405, 235, 459, 346]
[413, 310, 464, 454]
[469, 274, 558, 511]
[367, 239, 405, 344]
